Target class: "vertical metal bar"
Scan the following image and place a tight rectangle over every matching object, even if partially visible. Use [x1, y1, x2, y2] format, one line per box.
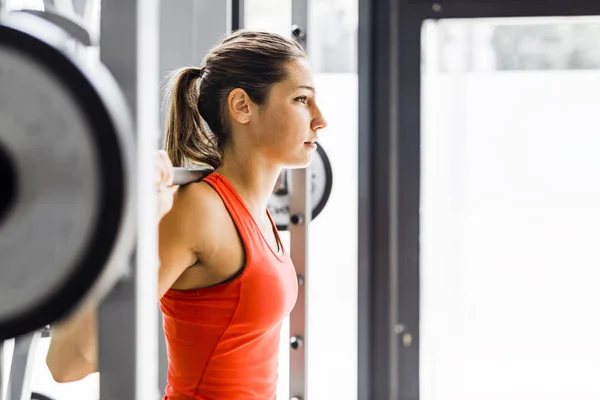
[289, 2, 310, 399]
[42, 0, 56, 10]
[231, 0, 244, 30]
[357, 1, 427, 398]
[157, 310, 167, 397]
[288, 169, 310, 400]
[0, 340, 5, 400]
[98, 5, 138, 398]
[99, 1, 160, 400]
[53, 0, 75, 15]
[357, 0, 398, 398]
[389, 0, 401, 396]
[356, 0, 372, 396]
[395, 5, 423, 400]
[8, 331, 41, 400]
[292, 0, 308, 50]
[70, 0, 88, 18]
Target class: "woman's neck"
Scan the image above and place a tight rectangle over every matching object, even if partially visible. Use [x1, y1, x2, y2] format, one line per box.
[215, 152, 281, 221]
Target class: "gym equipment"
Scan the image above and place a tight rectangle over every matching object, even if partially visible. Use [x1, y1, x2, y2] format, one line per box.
[15, 8, 93, 46]
[172, 166, 212, 186]
[1, 1, 160, 398]
[4, 330, 43, 400]
[269, 143, 333, 231]
[289, 3, 311, 398]
[0, 11, 136, 342]
[1, 0, 160, 396]
[0, 329, 56, 400]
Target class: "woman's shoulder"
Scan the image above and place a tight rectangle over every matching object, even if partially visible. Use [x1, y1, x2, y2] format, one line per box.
[160, 180, 232, 253]
[170, 181, 226, 224]
[162, 179, 242, 264]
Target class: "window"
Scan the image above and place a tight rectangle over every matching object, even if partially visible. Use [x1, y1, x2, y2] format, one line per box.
[421, 16, 600, 400]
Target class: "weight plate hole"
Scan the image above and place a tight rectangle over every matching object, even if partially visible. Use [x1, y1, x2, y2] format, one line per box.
[0, 143, 17, 225]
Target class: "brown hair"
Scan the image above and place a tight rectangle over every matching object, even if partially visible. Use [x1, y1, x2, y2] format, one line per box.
[163, 30, 306, 169]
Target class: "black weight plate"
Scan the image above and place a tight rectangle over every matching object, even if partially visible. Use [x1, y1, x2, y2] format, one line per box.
[0, 12, 135, 341]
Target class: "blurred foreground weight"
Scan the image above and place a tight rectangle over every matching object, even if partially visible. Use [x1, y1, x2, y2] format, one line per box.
[0, 11, 136, 341]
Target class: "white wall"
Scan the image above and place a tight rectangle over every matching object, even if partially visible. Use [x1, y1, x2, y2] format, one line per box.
[306, 73, 358, 400]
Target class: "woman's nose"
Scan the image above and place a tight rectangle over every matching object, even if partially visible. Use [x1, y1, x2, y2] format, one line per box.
[312, 108, 328, 131]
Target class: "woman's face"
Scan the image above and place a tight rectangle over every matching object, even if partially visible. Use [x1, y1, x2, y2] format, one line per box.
[245, 59, 328, 169]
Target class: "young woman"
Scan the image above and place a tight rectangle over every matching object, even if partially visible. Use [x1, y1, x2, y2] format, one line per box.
[46, 29, 327, 400]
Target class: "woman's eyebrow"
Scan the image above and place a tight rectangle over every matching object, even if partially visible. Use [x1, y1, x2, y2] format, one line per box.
[297, 85, 316, 93]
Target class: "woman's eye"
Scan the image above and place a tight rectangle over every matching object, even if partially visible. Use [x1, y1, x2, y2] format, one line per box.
[295, 96, 308, 104]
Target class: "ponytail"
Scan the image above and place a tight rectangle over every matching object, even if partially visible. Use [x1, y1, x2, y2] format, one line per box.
[163, 67, 221, 169]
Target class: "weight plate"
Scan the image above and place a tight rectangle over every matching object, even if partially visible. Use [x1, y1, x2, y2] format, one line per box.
[15, 9, 93, 46]
[268, 142, 333, 231]
[0, 13, 135, 341]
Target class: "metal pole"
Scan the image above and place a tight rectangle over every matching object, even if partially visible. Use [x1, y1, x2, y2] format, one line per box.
[70, 0, 88, 18]
[231, 0, 244, 30]
[7, 331, 42, 400]
[0, 340, 5, 400]
[292, 0, 308, 50]
[99, 0, 160, 399]
[288, 169, 310, 400]
[42, 0, 55, 10]
[289, 2, 310, 399]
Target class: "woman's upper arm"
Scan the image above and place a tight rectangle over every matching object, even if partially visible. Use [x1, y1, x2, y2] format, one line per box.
[157, 183, 219, 299]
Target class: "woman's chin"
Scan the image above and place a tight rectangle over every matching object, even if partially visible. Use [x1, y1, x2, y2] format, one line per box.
[283, 153, 314, 170]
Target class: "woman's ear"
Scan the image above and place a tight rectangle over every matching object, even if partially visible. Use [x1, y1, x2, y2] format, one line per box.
[227, 88, 252, 124]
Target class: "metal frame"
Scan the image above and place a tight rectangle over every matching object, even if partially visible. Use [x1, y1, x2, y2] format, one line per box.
[231, 0, 244, 31]
[288, 166, 310, 400]
[357, 0, 600, 399]
[289, 4, 311, 400]
[6, 331, 42, 400]
[0, 341, 3, 400]
[1, 331, 45, 400]
[98, 1, 160, 399]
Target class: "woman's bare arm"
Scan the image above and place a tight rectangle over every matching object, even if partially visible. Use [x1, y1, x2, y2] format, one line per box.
[45, 303, 97, 382]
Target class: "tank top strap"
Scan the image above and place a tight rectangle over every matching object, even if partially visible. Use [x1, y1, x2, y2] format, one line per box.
[201, 173, 262, 247]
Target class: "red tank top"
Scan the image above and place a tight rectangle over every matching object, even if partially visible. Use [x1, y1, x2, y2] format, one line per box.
[160, 173, 298, 400]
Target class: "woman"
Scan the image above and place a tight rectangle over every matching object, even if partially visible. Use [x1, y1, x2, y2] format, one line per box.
[46, 29, 327, 400]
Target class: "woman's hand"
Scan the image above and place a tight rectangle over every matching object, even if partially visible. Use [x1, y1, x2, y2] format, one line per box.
[157, 150, 178, 220]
